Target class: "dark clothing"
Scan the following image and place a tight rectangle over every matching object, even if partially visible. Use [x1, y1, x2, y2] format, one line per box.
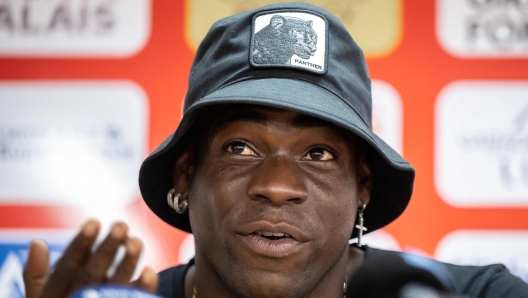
[156, 246, 528, 298]
[157, 258, 193, 298]
[365, 247, 528, 298]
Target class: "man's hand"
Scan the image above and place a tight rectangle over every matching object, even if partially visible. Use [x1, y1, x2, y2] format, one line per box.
[23, 220, 159, 298]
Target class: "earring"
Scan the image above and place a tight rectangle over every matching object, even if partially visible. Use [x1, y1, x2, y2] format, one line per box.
[355, 203, 367, 247]
[167, 188, 188, 214]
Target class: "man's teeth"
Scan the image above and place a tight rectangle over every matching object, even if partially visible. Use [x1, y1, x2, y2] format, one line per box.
[255, 231, 291, 238]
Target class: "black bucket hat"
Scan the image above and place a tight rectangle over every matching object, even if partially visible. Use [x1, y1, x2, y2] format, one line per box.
[139, 2, 415, 238]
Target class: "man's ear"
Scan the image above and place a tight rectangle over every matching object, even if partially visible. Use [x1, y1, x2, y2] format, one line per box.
[357, 155, 373, 207]
[171, 144, 194, 199]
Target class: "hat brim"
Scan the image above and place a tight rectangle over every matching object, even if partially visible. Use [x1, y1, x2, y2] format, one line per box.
[139, 78, 415, 238]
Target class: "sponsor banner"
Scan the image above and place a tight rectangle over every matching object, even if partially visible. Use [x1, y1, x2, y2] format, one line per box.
[435, 81, 528, 207]
[372, 80, 403, 155]
[0, 81, 148, 207]
[185, 0, 401, 57]
[0, 0, 151, 57]
[435, 230, 528, 283]
[0, 229, 72, 298]
[437, 0, 528, 58]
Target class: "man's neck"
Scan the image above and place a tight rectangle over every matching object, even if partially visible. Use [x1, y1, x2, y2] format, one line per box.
[184, 245, 365, 298]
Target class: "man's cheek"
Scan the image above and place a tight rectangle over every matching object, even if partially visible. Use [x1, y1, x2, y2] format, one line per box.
[317, 198, 356, 239]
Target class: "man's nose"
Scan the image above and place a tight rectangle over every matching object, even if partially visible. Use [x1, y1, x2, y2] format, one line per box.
[247, 153, 308, 205]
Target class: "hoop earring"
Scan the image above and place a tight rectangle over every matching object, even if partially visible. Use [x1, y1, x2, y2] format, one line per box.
[355, 203, 367, 247]
[167, 188, 188, 214]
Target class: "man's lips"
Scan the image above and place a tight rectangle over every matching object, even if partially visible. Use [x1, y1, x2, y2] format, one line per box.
[236, 221, 309, 258]
[238, 221, 310, 242]
[238, 233, 302, 258]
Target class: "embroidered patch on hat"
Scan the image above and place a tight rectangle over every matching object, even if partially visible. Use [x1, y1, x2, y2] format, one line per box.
[250, 10, 328, 75]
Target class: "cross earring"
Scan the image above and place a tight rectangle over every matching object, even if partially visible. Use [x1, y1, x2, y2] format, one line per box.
[355, 203, 367, 247]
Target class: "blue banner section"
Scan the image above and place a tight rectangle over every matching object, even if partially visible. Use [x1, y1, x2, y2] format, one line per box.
[0, 238, 67, 298]
[69, 285, 162, 298]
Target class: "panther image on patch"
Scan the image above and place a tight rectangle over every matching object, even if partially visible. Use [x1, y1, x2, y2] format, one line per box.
[253, 15, 317, 65]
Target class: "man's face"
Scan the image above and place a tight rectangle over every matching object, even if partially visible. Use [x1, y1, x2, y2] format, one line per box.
[179, 105, 369, 297]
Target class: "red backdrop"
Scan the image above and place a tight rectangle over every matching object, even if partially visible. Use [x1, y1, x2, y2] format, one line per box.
[0, 0, 527, 280]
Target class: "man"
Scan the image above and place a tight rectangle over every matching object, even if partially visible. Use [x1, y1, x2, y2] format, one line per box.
[23, 3, 528, 298]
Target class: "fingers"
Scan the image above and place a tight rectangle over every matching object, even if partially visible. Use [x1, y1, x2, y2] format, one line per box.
[24, 239, 50, 298]
[36, 220, 152, 298]
[108, 237, 143, 284]
[132, 266, 159, 293]
[40, 219, 100, 298]
[70, 222, 129, 290]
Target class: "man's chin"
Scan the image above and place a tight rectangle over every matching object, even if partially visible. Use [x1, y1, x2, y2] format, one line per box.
[229, 270, 307, 298]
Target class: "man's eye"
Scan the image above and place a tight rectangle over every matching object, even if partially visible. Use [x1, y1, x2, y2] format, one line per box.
[226, 141, 257, 156]
[304, 148, 334, 161]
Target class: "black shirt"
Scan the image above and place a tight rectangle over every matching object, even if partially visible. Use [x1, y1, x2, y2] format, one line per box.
[156, 246, 528, 298]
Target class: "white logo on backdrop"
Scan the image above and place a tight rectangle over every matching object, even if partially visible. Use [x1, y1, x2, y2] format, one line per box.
[436, 230, 528, 283]
[435, 81, 528, 206]
[372, 80, 403, 155]
[437, 0, 528, 57]
[0, 0, 150, 57]
[0, 81, 148, 207]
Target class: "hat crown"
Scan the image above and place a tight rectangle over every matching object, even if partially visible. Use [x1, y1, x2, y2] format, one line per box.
[184, 2, 372, 128]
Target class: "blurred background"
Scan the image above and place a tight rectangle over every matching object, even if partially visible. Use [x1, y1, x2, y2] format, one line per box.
[1, 0, 528, 296]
